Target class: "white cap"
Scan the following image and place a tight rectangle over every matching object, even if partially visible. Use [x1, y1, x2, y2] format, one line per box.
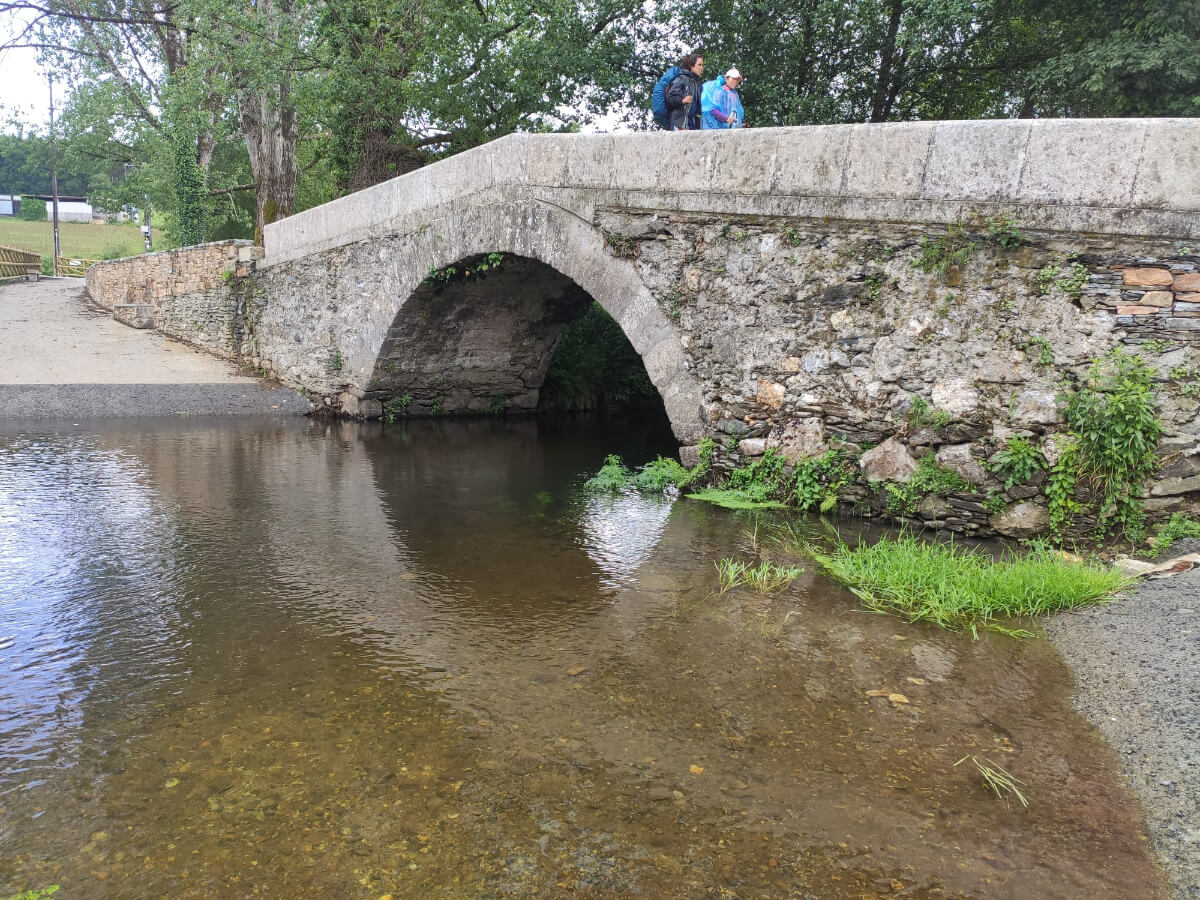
[725, 68, 742, 80]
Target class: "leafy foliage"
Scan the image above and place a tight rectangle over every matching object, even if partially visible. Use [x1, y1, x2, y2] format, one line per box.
[1062, 349, 1162, 537]
[792, 449, 854, 513]
[988, 436, 1047, 489]
[540, 302, 658, 413]
[16, 196, 46, 221]
[914, 224, 977, 277]
[1149, 514, 1200, 559]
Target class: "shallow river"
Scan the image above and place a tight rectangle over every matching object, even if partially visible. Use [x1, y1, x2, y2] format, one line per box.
[0, 417, 1167, 898]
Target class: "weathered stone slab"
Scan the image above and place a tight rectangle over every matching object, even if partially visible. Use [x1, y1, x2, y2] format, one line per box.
[990, 502, 1050, 538]
[112, 304, 155, 329]
[1123, 267, 1174, 287]
[767, 418, 826, 463]
[935, 443, 988, 485]
[859, 438, 918, 483]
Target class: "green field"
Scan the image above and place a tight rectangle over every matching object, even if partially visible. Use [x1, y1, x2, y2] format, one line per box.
[0, 219, 166, 260]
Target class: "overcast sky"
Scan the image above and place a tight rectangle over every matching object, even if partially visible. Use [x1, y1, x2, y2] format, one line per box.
[0, 19, 68, 129]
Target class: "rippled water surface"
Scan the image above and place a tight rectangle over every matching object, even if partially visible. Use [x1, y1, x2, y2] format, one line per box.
[0, 418, 1167, 898]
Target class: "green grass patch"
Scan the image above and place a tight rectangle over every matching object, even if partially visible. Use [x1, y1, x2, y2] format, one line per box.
[0, 219, 164, 258]
[1149, 513, 1200, 558]
[802, 532, 1130, 637]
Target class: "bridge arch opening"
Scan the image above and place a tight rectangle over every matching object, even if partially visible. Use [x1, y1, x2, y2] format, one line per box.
[365, 253, 670, 427]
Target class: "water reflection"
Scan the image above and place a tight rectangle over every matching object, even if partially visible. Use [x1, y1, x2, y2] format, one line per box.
[0, 417, 1168, 898]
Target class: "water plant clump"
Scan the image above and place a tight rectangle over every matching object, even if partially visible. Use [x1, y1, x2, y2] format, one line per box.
[801, 532, 1130, 637]
[687, 448, 790, 509]
[584, 454, 635, 492]
[633, 456, 691, 492]
[584, 451, 700, 494]
[715, 557, 804, 593]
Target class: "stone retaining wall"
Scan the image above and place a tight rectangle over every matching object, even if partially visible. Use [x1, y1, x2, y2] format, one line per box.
[85, 241, 264, 358]
[86, 240, 261, 314]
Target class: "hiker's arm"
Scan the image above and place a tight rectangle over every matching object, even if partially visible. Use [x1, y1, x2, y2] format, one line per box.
[665, 79, 688, 109]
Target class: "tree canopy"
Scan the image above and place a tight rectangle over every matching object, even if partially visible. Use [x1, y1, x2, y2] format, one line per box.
[2, 0, 1194, 244]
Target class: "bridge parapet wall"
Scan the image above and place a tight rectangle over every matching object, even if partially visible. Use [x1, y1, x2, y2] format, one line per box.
[264, 119, 1200, 267]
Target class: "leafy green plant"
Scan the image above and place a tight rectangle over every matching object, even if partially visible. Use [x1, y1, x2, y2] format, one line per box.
[716, 557, 804, 593]
[429, 396, 443, 415]
[984, 214, 1029, 250]
[584, 454, 633, 492]
[1023, 336, 1054, 367]
[1046, 436, 1081, 540]
[382, 394, 412, 423]
[988, 436, 1047, 488]
[602, 231, 636, 257]
[1141, 338, 1174, 355]
[914, 224, 976, 278]
[17, 196, 47, 221]
[907, 396, 953, 429]
[2, 888, 59, 900]
[633, 456, 691, 492]
[1057, 263, 1089, 300]
[793, 450, 855, 513]
[1062, 349, 1162, 537]
[882, 455, 973, 517]
[983, 492, 1007, 514]
[1033, 264, 1061, 296]
[424, 252, 509, 288]
[801, 532, 1130, 637]
[488, 394, 506, 416]
[725, 448, 787, 502]
[328, 349, 344, 373]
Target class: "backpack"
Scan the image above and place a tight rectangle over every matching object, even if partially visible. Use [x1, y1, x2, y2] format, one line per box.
[651, 66, 680, 129]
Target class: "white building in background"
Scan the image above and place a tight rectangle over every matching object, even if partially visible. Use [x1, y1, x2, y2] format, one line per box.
[0, 195, 94, 222]
[37, 196, 93, 223]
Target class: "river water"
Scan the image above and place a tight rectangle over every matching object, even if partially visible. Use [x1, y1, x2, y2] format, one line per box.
[0, 418, 1166, 898]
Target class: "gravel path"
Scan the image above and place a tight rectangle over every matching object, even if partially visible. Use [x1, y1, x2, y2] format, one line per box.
[1045, 551, 1200, 900]
[0, 276, 309, 417]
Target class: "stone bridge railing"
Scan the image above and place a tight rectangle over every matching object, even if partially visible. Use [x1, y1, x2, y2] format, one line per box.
[264, 119, 1200, 266]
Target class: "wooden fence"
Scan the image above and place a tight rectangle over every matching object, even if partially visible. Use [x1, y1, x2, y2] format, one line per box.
[55, 256, 100, 277]
[0, 244, 42, 279]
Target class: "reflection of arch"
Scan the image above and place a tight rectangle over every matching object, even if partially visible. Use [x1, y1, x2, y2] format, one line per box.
[346, 201, 704, 443]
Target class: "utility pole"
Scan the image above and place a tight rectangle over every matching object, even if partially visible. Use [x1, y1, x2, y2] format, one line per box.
[49, 75, 60, 276]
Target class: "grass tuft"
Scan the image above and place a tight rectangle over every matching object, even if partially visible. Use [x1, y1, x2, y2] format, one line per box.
[798, 532, 1130, 637]
[954, 755, 1028, 807]
[715, 558, 804, 593]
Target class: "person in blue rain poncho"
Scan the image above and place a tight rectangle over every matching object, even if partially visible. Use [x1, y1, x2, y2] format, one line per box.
[701, 68, 745, 129]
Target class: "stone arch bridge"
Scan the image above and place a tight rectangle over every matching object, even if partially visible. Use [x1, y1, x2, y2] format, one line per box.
[87, 119, 1200, 534]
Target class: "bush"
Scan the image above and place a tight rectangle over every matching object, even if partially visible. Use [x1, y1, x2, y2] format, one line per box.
[17, 197, 46, 221]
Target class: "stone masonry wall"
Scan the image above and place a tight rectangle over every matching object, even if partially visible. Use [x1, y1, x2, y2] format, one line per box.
[86, 240, 264, 359]
[605, 210, 1199, 537]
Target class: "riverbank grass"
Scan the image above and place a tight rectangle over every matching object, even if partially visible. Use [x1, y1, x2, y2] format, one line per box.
[804, 533, 1130, 637]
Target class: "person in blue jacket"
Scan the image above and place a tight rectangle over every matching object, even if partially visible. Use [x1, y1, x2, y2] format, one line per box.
[702, 68, 745, 129]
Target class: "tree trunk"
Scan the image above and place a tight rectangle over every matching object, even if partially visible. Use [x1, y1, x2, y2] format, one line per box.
[239, 84, 298, 245]
[869, 0, 906, 122]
